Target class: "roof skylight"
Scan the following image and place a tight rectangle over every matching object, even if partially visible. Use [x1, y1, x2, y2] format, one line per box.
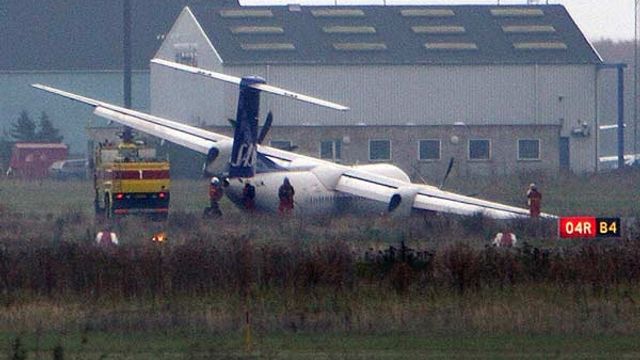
[311, 9, 365, 17]
[333, 42, 387, 51]
[400, 9, 455, 17]
[513, 42, 567, 50]
[231, 26, 285, 34]
[490, 8, 544, 17]
[502, 25, 556, 33]
[323, 26, 376, 34]
[241, 43, 296, 51]
[412, 26, 466, 34]
[219, 9, 274, 18]
[424, 42, 478, 50]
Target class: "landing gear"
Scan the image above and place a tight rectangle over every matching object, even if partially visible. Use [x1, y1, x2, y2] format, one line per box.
[203, 205, 222, 218]
[94, 192, 111, 222]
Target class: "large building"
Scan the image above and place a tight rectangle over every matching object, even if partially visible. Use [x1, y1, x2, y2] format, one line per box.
[151, 3, 605, 180]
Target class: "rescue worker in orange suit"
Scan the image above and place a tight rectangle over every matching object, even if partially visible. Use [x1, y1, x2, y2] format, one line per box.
[207, 176, 224, 217]
[242, 182, 256, 211]
[278, 177, 295, 214]
[526, 183, 542, 218]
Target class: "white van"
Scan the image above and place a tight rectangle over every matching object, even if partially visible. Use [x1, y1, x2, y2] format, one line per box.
[48, 159, 88, 180]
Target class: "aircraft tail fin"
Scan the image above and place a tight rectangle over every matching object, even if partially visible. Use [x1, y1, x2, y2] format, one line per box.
[150, 59, 350, 178]
[228, 77, 263, 178]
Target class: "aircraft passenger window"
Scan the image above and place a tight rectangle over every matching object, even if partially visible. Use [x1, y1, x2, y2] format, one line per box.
[518, 139, 540, 160]
[419, 140, 440, 160]
[369, 139, 391, 161]
[468, 139, 490, 160]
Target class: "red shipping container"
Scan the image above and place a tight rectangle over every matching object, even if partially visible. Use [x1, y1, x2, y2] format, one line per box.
[9, 143, 68, 179]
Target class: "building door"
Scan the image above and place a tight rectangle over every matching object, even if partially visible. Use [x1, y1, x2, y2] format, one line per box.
[559, 137, 570, 170]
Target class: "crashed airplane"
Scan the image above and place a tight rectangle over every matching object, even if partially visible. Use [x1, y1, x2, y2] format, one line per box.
[34, 59, 552, 219]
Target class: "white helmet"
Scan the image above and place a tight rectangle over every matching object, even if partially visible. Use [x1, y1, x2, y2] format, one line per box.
[211, 177, 220, 185]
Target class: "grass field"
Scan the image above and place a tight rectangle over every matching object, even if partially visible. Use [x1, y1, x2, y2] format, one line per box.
[0, 178, 210, 215]
[1, 171, 639, 358]
[2, 331, 639, 359]
[444, 168, 640, 217]
[1, 168, 639, 217]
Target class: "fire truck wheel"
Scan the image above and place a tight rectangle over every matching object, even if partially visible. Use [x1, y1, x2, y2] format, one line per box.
[151, 213, 168, 222]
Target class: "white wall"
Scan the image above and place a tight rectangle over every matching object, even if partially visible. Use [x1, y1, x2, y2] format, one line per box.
[151, 12, 598, 172]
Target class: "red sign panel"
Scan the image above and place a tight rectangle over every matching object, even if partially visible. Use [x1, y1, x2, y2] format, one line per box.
[559, 216, 596, 238]
[559, 217, 621, 238]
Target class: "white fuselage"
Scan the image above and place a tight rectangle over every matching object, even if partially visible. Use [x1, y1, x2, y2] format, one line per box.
[224, 171, 389, 215]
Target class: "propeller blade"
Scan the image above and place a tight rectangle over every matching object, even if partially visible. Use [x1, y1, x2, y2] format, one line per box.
[411, 164, 428, 185]
[257, 111, 273, 144]
[439, 157, 455, 190]
[151, 58, 349, 111]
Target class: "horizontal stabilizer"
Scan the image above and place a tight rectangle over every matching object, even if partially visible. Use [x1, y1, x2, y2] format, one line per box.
[151, 58, 349, 111]
[599, 124, 626, 130]
[151, 59, 241, 86]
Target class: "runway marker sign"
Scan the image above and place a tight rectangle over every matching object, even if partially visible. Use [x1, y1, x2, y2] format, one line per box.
[559, 217, 621, 238]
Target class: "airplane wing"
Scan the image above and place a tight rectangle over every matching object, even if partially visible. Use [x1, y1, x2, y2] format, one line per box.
[255, 146, 541, 219]
[33, 84, 547, 219]
[335, 169, 542, 219]
[32, 84, 228, 155]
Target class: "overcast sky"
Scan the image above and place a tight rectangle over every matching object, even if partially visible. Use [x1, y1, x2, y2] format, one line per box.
[241, 0, 636, 42]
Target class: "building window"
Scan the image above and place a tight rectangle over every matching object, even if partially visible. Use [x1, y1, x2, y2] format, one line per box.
[175, 51, 197, 67]
[320, 140, 342, 161]
[270, 140, 292, 150]
[468, 139, 491, 160]
[518, 139, 540, 160]
[369, 139, 391, 161]
[418, 139, 440, 161]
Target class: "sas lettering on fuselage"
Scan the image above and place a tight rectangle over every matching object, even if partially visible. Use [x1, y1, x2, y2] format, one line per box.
[231, 143, 256, 168]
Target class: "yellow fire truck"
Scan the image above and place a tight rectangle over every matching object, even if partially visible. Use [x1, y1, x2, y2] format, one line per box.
[92, 140, 170, 220]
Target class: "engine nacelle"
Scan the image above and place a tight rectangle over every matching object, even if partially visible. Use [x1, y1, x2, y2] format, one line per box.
[203, 139, 233, 176]
[352, 164, 411, 183]
[388, 186, 420, 216]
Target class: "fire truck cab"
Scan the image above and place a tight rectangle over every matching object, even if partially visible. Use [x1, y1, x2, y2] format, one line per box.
[93, 140, 170, 220]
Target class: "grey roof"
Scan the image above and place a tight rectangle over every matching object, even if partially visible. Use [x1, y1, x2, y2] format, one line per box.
[0, 1, 601, 71]
[189, 4, 602, 66]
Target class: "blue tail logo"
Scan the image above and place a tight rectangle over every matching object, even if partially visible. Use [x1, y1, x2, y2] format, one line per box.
[229, 76, 265, 178]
